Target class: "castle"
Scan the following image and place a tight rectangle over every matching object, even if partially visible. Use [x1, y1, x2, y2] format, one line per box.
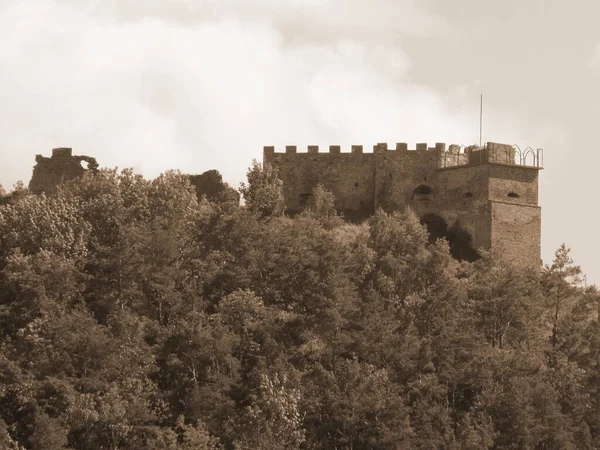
[24, 142, 543, 269]
[264, 142, 543, 268]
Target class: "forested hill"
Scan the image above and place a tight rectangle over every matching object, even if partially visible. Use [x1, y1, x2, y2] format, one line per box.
[0, 162, 597, 449]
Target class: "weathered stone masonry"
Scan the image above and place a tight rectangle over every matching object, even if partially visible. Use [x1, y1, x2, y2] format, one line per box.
[264, 142, 543, 269]
[28, 148, 99, 194]
[28, 148, 238, 203]
[26, 142, 543, 268]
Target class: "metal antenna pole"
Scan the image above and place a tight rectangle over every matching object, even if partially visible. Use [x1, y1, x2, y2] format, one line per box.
[479, 94, 483, 147]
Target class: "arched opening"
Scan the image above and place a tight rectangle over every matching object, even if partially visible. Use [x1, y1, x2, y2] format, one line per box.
[463, 192, 473, 198]
[446, 222, 480, 262]
[412, 184, 433, 201]
[508, 192, 520, 198]
[420, 213, 447, 243]
[419, 214, 480, 262]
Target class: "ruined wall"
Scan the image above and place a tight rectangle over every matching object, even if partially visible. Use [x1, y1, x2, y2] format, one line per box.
[189, 170, 240, 204]
[29, 148, 99, 194]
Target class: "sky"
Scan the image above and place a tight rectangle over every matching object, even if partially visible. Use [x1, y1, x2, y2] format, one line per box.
[1, 0, 599, 282]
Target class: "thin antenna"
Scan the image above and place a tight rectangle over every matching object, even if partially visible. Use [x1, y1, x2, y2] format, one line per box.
[479, 93, 483, 147]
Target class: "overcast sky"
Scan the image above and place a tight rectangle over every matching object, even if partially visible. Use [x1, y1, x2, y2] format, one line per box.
[1, 0, 599, 281]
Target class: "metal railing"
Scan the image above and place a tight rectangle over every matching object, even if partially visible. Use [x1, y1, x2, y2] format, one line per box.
[438, 143, 543, 169]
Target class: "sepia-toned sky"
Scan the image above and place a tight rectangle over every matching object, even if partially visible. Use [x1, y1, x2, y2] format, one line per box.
[1, 0, 599, 281]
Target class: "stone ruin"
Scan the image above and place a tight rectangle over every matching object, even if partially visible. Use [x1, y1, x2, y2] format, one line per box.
[28, 148, 99, 195]
[26, 148, 237, 203]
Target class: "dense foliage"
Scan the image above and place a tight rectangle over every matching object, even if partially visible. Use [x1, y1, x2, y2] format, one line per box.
[0, 164, 597, 449]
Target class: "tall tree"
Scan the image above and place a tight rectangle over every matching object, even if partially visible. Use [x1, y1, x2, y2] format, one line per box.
[542, 244, 582, 348]
[467, 251, 541, 349]
[239, 160, 284, 219]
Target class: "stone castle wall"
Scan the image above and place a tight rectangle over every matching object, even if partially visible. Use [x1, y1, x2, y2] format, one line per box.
[264, 141, 542, 268]
[264, 145, 377, 221]
[490, 201, 541, 267]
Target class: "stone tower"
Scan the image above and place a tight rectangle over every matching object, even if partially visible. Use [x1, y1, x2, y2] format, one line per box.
[263, 142, 543, 269]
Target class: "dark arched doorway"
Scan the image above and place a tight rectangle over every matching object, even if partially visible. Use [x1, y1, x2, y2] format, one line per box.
[446, 222, 480, 262]
[420, 213, 447, 243]
[419, 213, 480, 262]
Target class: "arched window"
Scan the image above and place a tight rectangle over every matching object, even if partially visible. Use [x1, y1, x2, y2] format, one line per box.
[412, 184, 433, 201]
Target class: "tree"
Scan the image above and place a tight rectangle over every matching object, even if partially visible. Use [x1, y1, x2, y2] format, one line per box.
[542, 244, 582, 348]
[301, 184, 342, 228]
[239, 160, 284, 219]
[0, 249, 86, 338]
[365, 208, 452, 308]
[0, 193, 91, 264]
[302, 359, 413, 449]
[3, 156, 600, 447]
[28, 410, 68, 450]
[189, 169, 240, 207]
[235, 369, 305, 450]
[0, 419, 25, 450]
[455, 410, 496, 450]
[174, 415, 220, 450]
[467, 250, 541, 349]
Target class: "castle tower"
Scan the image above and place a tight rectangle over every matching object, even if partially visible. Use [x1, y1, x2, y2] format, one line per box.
[434, 142, 542, 268]
[263, 141, 543, 269]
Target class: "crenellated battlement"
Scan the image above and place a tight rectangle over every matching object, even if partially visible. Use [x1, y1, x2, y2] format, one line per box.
[264, 142, 449, 155]
[264, 141, 543, 172]
[263, 141, 543, 171]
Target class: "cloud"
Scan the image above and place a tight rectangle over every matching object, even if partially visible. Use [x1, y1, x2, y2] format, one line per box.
[0, 0, 473, 191]
[49, 0, 452, 40]
[587, 42, 600, 69]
